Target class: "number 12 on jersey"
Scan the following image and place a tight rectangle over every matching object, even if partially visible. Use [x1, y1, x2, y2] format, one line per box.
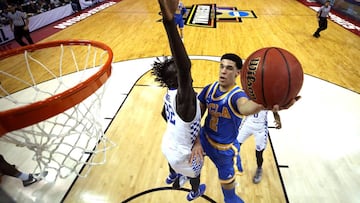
[164, 103, 176, 125]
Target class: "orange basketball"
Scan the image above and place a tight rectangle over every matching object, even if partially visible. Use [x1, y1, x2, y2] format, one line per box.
[240, 47, 303, 109]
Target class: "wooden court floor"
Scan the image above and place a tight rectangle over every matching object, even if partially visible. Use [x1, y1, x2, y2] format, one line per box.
[0, 0, 359, 202]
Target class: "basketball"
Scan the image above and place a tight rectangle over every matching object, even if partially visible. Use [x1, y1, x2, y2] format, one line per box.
[240, 47, 303, 109]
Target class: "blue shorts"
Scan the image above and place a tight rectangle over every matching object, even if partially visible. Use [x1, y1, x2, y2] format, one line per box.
[200, 129, 243, 182]
[174, 14, 184, 28]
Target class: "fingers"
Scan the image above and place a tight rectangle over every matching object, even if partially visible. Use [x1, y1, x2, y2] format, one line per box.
[189, 150, 204, 164]
[272, 104, 280, 112]
[158, 0, 179, 21]
[278, 95, 301, 110]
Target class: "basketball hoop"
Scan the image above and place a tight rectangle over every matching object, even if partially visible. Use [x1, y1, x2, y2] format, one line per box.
[0, 40, 115, 181]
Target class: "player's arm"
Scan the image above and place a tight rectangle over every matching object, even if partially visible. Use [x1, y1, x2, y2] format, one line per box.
[158, 0, 196, 121]
[237, 95, 300, 116]
[199, 102, 207, 118]
[189, 136, 204, 164]
[159, 0, 192, 94]
[161, 105, 167, 122]
[236, 97, 264, 116]
[197, 85, 210, 118]
[273, 111, 282, 129]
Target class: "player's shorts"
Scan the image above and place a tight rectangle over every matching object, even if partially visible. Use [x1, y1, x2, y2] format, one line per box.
[237, 125, 268, 151]
[162, 137, 202, 178]
[200, 130, 243, 183]
[174, 14, 185, 28]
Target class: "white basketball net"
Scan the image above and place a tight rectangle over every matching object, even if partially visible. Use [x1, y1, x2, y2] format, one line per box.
[0, 42, 115, 181]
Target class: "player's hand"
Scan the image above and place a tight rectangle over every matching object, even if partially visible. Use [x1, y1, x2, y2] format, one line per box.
[272, 96, 301, 112]
[283, 95, 301, 110]
[273, 111, 282, 129]
[158, 0, 179, 21]
[189, 139, 204, 164]
[274, 119, 282, 129]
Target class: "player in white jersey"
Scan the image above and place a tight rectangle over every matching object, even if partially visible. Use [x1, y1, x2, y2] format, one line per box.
[161, 88, 202, 179]
[152, 0, 206, 201]
[237, 110, 281, 184]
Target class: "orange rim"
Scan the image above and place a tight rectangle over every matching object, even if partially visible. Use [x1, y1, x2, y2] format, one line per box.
[0, 40, 113, 136]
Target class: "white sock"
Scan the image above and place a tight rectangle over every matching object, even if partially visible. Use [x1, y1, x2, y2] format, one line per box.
[17, 173, 30, 181]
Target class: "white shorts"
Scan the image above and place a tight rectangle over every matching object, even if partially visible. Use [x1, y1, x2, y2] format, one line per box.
[237, 124, 268, 151]
[162, 137, 203, 178]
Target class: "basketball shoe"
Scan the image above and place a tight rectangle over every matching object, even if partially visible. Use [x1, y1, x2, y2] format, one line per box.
[186, 184, 206, 201]
[23, 171, 48, 187]
[165, 173, 178, 184]
[253, 168, 263, 184]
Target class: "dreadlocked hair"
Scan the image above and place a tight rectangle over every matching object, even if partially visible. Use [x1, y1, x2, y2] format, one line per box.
[151, 56, 175, 87]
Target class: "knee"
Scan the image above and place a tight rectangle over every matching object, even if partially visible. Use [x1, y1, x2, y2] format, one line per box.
[221, 180, 236, 190]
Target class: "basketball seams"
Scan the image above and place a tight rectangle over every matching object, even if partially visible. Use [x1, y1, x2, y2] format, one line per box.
[261, 49, 269, 108]
[275, 48, 291, 106]
[241, 47, 303, 109]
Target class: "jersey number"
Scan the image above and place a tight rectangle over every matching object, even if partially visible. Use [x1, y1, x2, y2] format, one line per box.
[209, 117, 218, 132]
[165, 103, 175, 125]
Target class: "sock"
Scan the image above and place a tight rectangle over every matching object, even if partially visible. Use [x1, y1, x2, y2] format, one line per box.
[222, 187, 244, 203]
[17, 173, 30, 181]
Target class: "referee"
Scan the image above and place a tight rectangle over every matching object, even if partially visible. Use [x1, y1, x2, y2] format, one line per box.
[5, 4, 34, 46]
[313, 0, 331, 38]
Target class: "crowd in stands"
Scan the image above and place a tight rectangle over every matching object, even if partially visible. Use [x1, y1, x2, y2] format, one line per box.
[0, 0, 103, 26]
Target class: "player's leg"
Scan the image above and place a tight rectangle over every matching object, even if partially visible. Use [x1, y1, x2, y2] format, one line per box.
[217, 144, 244, 203]
[253, 130, 268, 184]
[162, 133, 183, 187]
[165, 163, 179, 185]
[200, 132, 244, 203]
[237, 124, 252, 146]
[253, 150, 264, 184]
[187, 175, 206, 201]
[174, 14, 184, 40]
[171, 151, 205, 200]
[221, 181, 244, 203]
[0, 154, 21, 177]
[0, 154, 40, 187]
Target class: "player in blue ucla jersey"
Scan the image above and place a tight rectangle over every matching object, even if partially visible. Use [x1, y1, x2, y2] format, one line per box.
[197, 53, 299, 203]
[174, 0, 186, 40]
[152, 0, 205, 201]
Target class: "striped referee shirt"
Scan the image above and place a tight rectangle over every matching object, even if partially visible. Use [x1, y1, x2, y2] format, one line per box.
[318, 5, 331, 18]
[5, 11, 27, 26]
